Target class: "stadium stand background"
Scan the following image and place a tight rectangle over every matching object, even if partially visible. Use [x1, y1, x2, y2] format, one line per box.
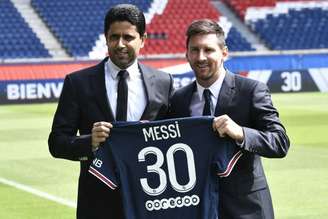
[1, 0, 328, 104]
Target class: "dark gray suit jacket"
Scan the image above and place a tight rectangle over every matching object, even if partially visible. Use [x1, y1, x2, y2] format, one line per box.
[169, 71, 290, 219]
[48, 57, 174, 219]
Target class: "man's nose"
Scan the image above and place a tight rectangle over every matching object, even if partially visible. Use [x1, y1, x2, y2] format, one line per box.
[197, 50, 206, 60]
[117, 37, 125, 48]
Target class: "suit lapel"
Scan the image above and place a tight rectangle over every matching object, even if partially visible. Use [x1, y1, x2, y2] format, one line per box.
[139, 63, 157, 120]
[90, 58, 115, 121]
[215, 71, 236, 116]
[180, 82, 196, 117]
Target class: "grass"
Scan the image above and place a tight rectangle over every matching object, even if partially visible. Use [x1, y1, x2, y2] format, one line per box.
[0, 92, 327, 218]
[265, 92, 328, 219]
[0, 183, 74, 219]
[0, 103, 79, 219]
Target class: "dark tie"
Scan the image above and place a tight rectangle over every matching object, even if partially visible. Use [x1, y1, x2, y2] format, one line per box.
[116, 70, 129, 121]
[202, 89, 212, 116]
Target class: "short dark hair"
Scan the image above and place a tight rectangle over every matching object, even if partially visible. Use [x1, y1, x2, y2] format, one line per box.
[186, 19, 226, 49]
[104, 4, 146, 36]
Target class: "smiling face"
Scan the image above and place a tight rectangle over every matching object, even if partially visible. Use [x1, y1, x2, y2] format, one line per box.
[106, 21, 146, 69]
[186, 33, 228, 88]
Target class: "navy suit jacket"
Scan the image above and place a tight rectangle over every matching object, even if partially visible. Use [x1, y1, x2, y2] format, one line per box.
[169, 71, 290, 219]
[48, 57, 174, 219]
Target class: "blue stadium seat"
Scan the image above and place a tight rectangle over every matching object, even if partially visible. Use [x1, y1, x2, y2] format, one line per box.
[0, 0, 50, 59]
[31, 0, 152, 57]
[250, 7, 328, 50]
[226, 27, 255, 51]
[31, 0, 254, 57]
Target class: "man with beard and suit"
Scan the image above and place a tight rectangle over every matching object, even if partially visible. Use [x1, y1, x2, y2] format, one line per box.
[169, 19, 290, 219]
[48, 4, 173, 219]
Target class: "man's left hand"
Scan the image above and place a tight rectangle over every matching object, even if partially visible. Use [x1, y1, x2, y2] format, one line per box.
[212, 115, 244, 143]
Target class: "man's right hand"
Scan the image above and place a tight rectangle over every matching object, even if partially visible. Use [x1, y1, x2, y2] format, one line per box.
[91, 121, 113, 150]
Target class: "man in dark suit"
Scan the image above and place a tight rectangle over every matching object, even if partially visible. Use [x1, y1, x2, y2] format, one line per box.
[169, 19, 290, 219]
[48, 4, 173, 219]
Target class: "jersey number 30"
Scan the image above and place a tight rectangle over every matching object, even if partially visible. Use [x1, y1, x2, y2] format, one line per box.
[138, 143, 196, 196]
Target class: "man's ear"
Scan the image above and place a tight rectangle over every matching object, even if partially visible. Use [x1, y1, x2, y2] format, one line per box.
[140, 33, 147, 48]
[105, 33, 109, 46]
[222, 46, 229, 61]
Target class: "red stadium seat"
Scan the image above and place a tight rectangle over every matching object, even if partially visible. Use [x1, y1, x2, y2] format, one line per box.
[141, 0, 220, 55]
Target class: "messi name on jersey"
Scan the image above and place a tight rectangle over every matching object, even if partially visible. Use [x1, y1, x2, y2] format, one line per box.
[89, 117, 242, 219]
[142, 121, 181, 142]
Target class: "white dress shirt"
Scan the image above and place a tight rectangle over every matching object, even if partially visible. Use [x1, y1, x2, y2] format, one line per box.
[190, 71, 226, 116]
[105, 59, 147, 121]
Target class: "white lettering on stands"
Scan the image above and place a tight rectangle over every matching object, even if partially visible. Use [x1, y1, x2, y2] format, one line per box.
[26, 84, 37, 99]
[7, 82, 63, 100]
[38, 83, 51, 98]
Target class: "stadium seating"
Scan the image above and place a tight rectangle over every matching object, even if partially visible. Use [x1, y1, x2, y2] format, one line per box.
[4, 0, 326, 59]
[250, 8, 328, 50]
[224, 0, 328, 50]
[0, 0, 50, 59]
[142, 0, 254, 54]
[31, 0, 152, 57]
[226, 27, 254, 51]
[31, 0, 253, 58]
[223, 0, 324, 20]
[222, 0, 276, 20]
[142, 0, 221, 54]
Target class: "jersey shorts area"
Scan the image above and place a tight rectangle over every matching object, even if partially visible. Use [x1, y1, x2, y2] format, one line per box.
[89, 117, 243, 219]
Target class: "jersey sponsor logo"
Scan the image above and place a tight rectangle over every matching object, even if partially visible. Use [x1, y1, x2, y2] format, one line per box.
[145, 195, 200, 211]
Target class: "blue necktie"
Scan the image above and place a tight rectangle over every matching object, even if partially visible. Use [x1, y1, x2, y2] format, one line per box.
[202, 89, 212, 116]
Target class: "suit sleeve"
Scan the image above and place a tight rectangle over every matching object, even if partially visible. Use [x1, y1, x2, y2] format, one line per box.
[239, 82, 290, 158]
[154, 72, 175, 120]
[48, 75, 93, 161]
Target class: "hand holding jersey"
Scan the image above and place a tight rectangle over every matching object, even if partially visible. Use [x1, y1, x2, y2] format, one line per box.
[168, 19, 290, 218]
[89, 117, 242, 219]
[91, 116, 244, 150]
[91, 122, 113, 149]
[212, 115, 244, 143]
[48, 4, 174, 218]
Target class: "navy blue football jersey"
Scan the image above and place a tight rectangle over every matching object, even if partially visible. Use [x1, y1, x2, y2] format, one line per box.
[89, 117, 242, 219]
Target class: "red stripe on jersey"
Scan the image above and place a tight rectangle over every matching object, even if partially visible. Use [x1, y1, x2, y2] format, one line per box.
[217, 150, 243, 177]
[88, 166, 117, 190]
